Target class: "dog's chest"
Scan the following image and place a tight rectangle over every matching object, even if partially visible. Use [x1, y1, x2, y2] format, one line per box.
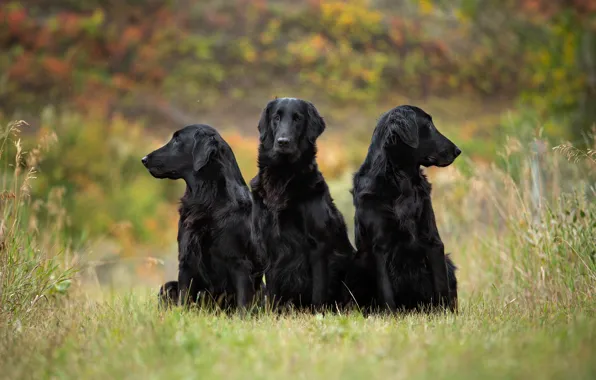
[391, 193, 423, 221]
[262, 204, 305, 233]
[259, 206, 316, 252]
[388, 185, 431, 237]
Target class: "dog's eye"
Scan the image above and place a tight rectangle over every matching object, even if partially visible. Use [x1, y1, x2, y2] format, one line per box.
[273, 114, 281, 123]
[293, 114, 301, 122]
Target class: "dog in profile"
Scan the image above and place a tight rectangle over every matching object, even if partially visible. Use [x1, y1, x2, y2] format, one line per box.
[345, 105, 460, 313]
[142, 124, 263, 311]
[250, 97, 355, 310]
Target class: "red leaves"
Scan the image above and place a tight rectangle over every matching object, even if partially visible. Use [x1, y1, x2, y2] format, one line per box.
[5, 8, 27, 33]
[111, 74, 135, 90]
[521, 0, 596, 21]
[8, 53, 33, 79]
[204, 10, 233, 28]
[122, 26, 143, 46]
[42, 56, 71, 78]
[58, 12, 83, 37]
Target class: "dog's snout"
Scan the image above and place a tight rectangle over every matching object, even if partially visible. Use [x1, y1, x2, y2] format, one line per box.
[454, 147, 462, 157]
[141, 155, 149, 167]
[276, 137, 290, 147]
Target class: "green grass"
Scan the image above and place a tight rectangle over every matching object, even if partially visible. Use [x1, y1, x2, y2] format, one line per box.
[2, 291, 595, 380]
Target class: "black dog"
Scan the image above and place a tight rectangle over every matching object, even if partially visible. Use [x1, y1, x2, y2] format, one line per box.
[345, 105, 460, 313]
[250, 98, 355, 310]
[142, 124, 263, 310]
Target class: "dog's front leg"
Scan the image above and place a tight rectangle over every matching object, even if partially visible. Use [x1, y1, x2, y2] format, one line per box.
[264, 269, 282, 309]
[310, 244, 329, 309]
[373, 245, 397, 312]
[177, 229, 204, 306]
[233, 267, 254, 312]
[427, 242, 453, 311]
[178, 269, 199, 306]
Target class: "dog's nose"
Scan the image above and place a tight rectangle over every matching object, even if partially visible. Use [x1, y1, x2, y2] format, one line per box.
[454, 147, 462, 157]
[276, 137, 290, 147]
[141, 156, 149, 167]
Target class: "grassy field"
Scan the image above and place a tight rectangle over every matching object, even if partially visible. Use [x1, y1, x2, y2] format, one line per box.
[3, 291, 596, 380]
[1, 120, 595, 380]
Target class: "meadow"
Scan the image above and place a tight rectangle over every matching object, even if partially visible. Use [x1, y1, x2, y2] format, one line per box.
[1, 111, 595, 379]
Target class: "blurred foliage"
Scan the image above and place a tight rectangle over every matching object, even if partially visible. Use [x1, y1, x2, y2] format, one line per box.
[9, 110, 182, 250]
[448, 0, 596, 144]
[1, 0, 592, 141]
[3, 1, 591, 122]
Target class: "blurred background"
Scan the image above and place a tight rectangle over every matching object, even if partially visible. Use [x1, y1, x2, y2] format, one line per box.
[1, 0, 594, 293]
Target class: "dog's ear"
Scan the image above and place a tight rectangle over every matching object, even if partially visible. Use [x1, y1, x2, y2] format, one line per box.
[388, 109, 419, 148]
[192, 134, 217, 172]
[257, 100, 276, 141]
[306, 101, 326, 143]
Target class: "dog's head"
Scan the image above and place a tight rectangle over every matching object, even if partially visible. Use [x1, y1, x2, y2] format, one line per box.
[378, 105, 461, 167]
[257, 97, 326, 162]
[142, 124, 228, 180]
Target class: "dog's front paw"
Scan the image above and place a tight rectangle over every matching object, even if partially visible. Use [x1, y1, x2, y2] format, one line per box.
[158, 281, 179, 308]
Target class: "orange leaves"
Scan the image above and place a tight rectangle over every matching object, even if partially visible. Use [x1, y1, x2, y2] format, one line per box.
[111, 74, 135, 90]
[311, 34, 329, 51]
[249, 0, 267, 11]
[205, 10, 232, 28]
[137, 45, 158, 61]
[122, 26, 143, 46]
[288, 34, 330, 65]
[34, 32, 52, 49]
[520, 0, 596, 21]
[58, 12, 82, 37]
[523, 0, 541, 12]
[42, 56, 71, 79]
[5, 7, 27, 33]
[307, 0, 323, 9]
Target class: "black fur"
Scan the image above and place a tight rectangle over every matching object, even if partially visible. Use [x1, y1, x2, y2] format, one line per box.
[345, 105, 461, 313]
[250, 98, 355, 310]
[142, 124, 263, 310]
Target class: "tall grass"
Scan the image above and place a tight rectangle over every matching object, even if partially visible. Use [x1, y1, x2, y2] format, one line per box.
[0, 120, 73, 341]
[426, 133, 596, 310]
